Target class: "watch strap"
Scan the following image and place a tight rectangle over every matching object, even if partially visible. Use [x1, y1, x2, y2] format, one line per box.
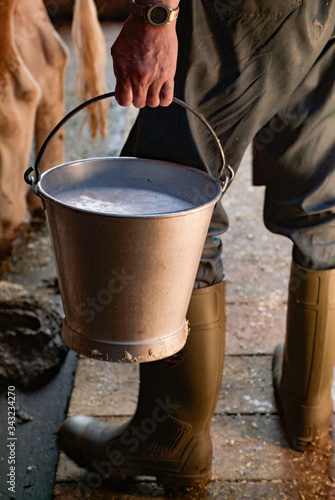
[130, 1, 147, 19]
[167, 6, 179, 21]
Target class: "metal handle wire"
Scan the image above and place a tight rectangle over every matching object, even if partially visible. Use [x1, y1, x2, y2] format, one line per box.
[24, 91, 234, 192]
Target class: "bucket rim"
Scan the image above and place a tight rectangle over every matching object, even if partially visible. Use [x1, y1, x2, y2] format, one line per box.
[38, 157, 223, 219]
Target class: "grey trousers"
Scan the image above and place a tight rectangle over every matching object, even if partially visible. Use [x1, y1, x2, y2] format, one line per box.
[121, 0, 335, 285]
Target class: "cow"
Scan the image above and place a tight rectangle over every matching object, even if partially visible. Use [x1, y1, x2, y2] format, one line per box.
[0, 0, 109, 245]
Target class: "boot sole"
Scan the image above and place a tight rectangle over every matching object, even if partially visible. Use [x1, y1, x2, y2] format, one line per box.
[97, 467, 212, 490]
[156, 470, 212, 489]
[292, 431, 330, 452]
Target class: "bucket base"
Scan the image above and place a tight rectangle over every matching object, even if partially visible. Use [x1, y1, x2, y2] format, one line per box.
[62, 319, 189, 363]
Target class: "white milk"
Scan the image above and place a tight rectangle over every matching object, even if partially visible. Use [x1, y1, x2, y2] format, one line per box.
[57, 187, 194, 215]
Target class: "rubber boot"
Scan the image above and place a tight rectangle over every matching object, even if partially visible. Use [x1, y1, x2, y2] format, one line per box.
[57, 280, 226, 488]
[272, 259, 335, 451]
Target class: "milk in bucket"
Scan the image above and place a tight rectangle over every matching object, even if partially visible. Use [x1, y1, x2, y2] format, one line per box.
[57, 187, 194, 215]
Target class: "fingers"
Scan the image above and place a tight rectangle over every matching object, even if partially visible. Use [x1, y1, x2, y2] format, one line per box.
[116, 79, 174, 109]
[132, 84, 150, 109]
[114, 81, 133, 108]
[146, 79, 174, 107]
[159, 80, 174, 107]
[146, 82, 162, 108]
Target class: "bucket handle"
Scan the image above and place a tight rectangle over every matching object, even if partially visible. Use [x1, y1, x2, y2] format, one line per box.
[24, 91, 234, 194]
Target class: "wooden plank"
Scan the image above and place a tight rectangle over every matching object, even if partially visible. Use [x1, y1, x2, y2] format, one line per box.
[55, 479, 335, 500]
[67, 355, 277, 418]
[219, 355, 275, 414]
[225, 302, 286, 355]
[67, 357, 139, 417]
[67, 354, 335, 419]
[53, 480, 318, 500]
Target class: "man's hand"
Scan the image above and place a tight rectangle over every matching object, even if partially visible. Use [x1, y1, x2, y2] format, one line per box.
[111, 14, 178, 108]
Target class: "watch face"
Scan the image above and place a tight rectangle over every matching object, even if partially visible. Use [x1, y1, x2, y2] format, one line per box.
[148, 5, 169, 25]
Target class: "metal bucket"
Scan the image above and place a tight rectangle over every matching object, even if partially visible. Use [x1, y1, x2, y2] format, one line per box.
[25, 92, 234, 363]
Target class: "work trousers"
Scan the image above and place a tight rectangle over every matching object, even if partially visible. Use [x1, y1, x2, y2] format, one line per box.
[121, 0, 335, 286]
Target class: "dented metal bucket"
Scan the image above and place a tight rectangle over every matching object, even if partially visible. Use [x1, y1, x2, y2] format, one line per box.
[24, 93, 234, 362]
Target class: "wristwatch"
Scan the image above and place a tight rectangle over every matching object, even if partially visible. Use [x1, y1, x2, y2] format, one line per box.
[129, 0, 180, 28]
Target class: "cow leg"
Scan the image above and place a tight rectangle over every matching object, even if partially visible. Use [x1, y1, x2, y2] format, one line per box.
[0, 0, 42, 244]
[13, 0, 69, 213]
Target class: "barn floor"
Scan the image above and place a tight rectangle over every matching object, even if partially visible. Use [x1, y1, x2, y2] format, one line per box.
[1, 22, 334, 499]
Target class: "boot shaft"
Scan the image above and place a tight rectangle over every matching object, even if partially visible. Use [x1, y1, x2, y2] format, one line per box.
[283, 260, 335, 403]
[137, 280, 226, 431]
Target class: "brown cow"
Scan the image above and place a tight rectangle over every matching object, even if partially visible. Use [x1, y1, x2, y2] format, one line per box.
[0, 0, 108, 244]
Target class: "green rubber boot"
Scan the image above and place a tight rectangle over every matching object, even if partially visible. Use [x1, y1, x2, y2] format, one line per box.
[272, 259, 335, 451]
[57, 280, 226, 488]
